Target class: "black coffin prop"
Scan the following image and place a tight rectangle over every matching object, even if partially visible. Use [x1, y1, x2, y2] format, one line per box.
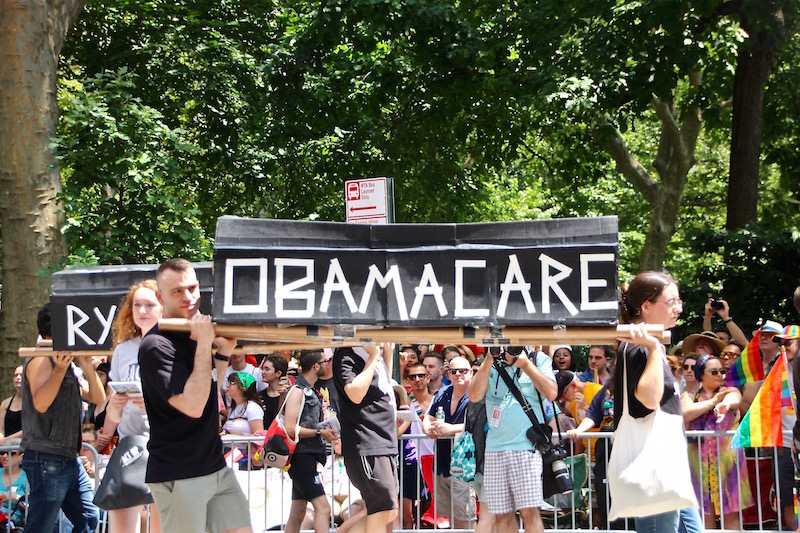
[213, 217, 619, 328]
[50, 263, 213, 350]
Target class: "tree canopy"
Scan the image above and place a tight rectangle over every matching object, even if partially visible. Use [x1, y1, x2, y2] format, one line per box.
[56, 0, 800, 311]
[1, 0, 798, 392]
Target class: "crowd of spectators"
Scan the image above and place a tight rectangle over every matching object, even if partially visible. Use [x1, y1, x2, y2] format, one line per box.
[9, 271, 800, 533]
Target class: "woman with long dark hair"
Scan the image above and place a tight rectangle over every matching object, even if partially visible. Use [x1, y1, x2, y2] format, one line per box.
[223, 372, 265, 437]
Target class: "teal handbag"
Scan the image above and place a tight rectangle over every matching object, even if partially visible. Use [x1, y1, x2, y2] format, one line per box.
[450, 431, 477, 482]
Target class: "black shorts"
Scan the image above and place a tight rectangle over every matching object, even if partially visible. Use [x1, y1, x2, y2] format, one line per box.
[288, 453, 326, 502]
[344, 455, 398, 515]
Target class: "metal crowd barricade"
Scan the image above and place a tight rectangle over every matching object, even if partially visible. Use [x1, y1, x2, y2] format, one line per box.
[12, 429, 786, 533]
[560, 429, 792, 533]
[223, 431, 792, 533]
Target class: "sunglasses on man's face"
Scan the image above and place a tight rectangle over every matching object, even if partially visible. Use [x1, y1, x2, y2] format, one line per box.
[683, 364, 693, 371]
[719, 351, 739, 359]
[449, 368, 470, 375]
[408, 373, 428, 381]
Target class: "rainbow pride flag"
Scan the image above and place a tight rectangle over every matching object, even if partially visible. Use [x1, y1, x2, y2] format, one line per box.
[730, 352, 792, 449]
[725, 335, 764, 387]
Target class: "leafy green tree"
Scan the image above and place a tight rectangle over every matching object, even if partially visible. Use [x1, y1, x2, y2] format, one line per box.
[545, 0, 745, 271]
[56, 68, 210, 264]
[761, 31, 800, 225]
[673, 226, 800, 342]
[53, 0, 800, 335]
[62, 0, 278, 237]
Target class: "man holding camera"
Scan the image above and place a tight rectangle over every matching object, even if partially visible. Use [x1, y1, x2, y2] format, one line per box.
[468, 346, 557, 533]
[701, 298, 749, 348]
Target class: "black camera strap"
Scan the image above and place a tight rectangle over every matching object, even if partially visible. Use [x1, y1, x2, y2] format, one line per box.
[493, 358, 553, 443]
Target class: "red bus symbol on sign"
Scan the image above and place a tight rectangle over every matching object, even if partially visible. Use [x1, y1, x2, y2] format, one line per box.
[347, 182, 360, 201]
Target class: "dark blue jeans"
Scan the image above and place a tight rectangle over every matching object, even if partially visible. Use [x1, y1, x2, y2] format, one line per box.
[21, 450, 99, 533]
[634, 510, 679, 533]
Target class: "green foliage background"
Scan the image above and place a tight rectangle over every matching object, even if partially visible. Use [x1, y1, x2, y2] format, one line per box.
[50, 0, 800, 344]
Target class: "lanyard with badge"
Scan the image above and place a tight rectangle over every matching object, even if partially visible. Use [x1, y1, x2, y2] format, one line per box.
[490, 355, 554, 450]
[488, 364, 522, 428]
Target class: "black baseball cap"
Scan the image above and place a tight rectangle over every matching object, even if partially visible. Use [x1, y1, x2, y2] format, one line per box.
[556, 370, 575, 401]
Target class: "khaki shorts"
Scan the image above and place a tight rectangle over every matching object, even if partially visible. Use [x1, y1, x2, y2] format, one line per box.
[148, 467, 251, 533]
[435, 474, 477, 521]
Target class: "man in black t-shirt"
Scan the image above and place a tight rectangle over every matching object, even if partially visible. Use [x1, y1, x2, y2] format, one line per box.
[333, 344, 398, 533]
[139, 259, 252, 533]
[313, 348, 341, 416]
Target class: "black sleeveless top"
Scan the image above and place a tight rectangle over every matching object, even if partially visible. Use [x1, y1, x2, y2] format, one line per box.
[4, 394, 22, 436]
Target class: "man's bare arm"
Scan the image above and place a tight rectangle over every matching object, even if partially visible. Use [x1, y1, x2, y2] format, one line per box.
[342, 346, 381, 405]
[467, 354, 493, 402]
[27, 354, 71, 413]
[516, 354, 557, 401]
[167, 314, 228, 418]
[77, 356, 106, 406]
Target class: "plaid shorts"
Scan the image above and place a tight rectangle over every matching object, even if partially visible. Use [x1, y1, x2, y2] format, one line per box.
[484, 449, 543, 515]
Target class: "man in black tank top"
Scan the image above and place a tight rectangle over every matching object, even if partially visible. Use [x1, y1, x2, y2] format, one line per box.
[20, 303, 105, 533]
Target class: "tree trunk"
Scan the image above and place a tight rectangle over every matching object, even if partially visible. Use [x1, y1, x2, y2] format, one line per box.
[639, 184, 684, 272]
[600, 97, 702, 273]
[726, 8, 788, 230]
[0, 0, 84, 397]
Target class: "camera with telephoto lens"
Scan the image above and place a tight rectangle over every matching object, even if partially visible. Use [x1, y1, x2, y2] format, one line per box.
[710, 299, 724, 310]
[526, 426, 574, 495]
[539, 439, 569, 465]
[539, 440, 573, 495]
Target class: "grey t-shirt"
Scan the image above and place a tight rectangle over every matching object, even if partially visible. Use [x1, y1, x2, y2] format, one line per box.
[109, 338, 150, 439]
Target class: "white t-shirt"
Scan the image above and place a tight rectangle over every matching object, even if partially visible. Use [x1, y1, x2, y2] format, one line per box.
[109, 338, 149, 439]
[410, 396, 435, 456]
[223, 401, 264, 435]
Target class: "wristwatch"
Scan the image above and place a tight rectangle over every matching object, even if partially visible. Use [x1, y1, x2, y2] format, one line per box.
[316, 428, 321, 438]
[723, 317, 733, 324]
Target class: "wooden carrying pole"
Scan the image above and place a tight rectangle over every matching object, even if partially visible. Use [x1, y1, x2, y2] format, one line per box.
[18, 344, 332, 358]
[20, 322, 670, 357]
[19, 347, 113, 358]
[157, 319, 671, 346]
